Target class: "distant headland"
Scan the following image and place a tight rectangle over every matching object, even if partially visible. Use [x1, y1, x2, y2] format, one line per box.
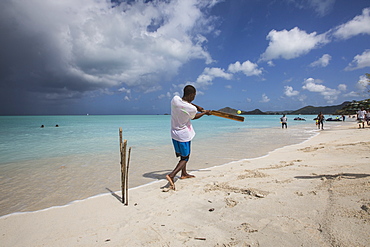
[217, 99, 370, 115]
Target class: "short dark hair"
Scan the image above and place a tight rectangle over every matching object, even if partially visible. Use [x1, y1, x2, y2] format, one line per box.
[183, 85, 196, 97]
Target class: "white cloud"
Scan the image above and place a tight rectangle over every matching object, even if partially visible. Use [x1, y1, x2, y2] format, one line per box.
[302, 78, 341, 103]
[119, 87, 131, 100]
[267, 61, 275, 67]
[343, 91, 359, 97]
[333, 8, 370, 40]
[260, 93, 270, 103]
[338, 84, 347, 91]
[143, 85, 163, 94]
[228, 60, 262, 76]
[206, 67, 233, 80]
[193, 61, 262, 89]
[288, 0, 335, 17]
[345, 50, 370, 71]
[302, 78, 326, 92]
[260, 27, 329, 61]
[308, 0, 335, 17]
[173, 91, 181, 97]
[194, 74, 214, 88]
[310, 54, 332, 67]
[321, 89, 341, 103]
[118, 87, 131, 94]
[284, 78, 293, 83]
[298, 94, 307, 102]
[356, 75, 370, 92]
[260, 7, 370, 63]
[194, 67, 233, 88]
[284, 86, 300, 97]
[158, 92, 172, 99]
[0, 0, 218, 96]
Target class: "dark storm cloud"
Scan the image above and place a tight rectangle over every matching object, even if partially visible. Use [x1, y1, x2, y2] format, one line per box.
[0, 0, 217, 114]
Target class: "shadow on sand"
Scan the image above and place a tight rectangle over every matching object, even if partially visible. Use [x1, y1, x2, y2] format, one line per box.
[106, 188, 122, 203]
[295, 173, 370, 180]
[142, 169, 172, 180]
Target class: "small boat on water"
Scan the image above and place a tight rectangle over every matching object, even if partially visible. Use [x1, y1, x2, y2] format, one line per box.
[326, 117, 342, 121]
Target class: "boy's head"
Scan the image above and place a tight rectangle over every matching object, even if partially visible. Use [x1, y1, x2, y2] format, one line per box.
[183, 85, 196, 102]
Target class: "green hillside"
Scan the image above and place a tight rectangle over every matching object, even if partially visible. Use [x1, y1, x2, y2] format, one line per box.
[335, 99, 370, 115]
[218, 99, 370, 115]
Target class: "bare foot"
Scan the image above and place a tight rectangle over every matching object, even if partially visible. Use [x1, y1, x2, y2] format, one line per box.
[180, 174, 195, 179]
[166, 175, 175, 190]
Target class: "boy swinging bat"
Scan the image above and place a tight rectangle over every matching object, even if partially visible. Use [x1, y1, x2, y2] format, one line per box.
[166, 85, 244, 190]
[166, 85, 210, 190]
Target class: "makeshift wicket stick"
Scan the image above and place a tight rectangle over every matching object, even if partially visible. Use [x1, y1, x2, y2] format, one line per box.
[119, 128, 130, 205]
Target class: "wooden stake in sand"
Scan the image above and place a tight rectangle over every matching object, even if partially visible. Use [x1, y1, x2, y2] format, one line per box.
[125, 147, 131, 206]
[119, 128, 131, 205]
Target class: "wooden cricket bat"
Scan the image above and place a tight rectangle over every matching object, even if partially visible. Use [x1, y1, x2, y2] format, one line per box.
[209, 110, 245, 122]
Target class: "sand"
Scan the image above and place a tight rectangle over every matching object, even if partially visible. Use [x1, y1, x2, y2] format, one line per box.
[1, 123, 369, 246]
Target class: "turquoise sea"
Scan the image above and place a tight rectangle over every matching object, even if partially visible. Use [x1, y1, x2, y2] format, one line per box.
[0, 114, 326, 164]
[0, 114, 345, 216]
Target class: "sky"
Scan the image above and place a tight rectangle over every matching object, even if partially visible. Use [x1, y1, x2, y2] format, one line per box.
[0, 0, 369, 115]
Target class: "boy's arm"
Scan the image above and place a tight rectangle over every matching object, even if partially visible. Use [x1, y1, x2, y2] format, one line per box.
[190, 103, 210, 119]
[193, 110, 210, 120]
[191, 103, 204, 112]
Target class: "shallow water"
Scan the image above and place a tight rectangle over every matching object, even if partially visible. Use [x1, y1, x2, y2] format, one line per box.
[0, 115, 346, 216]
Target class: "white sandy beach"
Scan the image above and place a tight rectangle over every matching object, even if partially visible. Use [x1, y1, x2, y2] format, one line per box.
[1, 123, 369, 246]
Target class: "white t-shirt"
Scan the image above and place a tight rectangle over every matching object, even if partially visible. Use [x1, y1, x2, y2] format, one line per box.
[171, 95, 197, 142]
[358, 110, 366, 119]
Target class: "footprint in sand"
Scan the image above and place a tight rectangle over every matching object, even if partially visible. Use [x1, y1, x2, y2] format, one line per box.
[225, 197, 238, 207]
[237, 170, 268, 180]
[299, 146, 324, 152]
[176, 231, 195, 240]
[237, 222, 258, 233]
[262, 160, 301, 170]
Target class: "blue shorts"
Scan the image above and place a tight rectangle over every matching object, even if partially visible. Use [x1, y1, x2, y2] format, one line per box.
[172, 139, 191, 161]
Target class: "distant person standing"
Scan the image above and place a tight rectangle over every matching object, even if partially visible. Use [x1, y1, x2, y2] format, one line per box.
[280, 114, 287, 129]
[342, 115, 345, 121]
[317, 112, 325, 130]
[357, 107, 367, 129]
[367, 109, 370, 126]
